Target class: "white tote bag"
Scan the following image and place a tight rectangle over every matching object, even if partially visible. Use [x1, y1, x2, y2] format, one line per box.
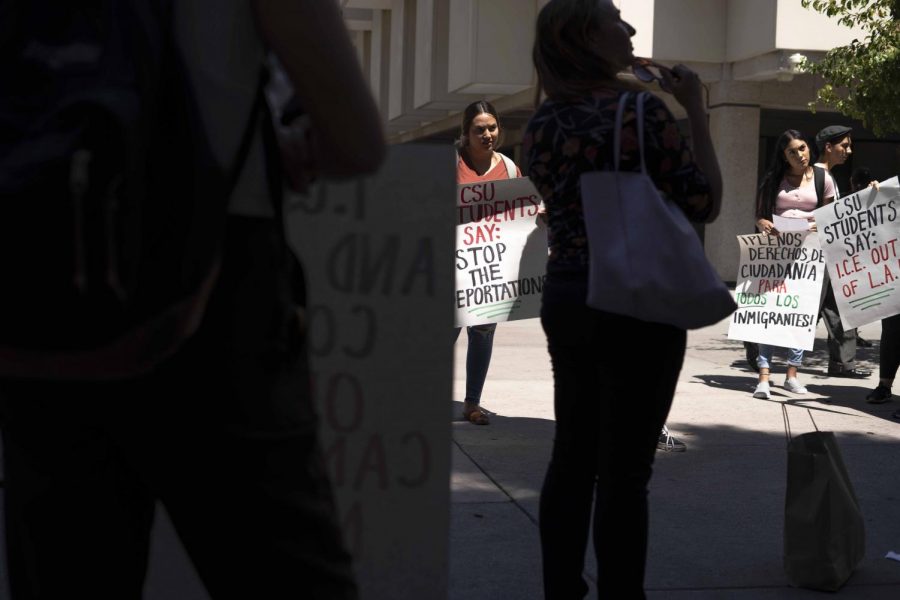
[581, 92, 736, 329]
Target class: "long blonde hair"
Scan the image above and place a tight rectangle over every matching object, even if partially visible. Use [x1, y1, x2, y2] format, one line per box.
[533, 0, 638, 105]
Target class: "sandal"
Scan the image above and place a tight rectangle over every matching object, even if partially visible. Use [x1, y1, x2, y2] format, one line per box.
[462, 401, 491, 425]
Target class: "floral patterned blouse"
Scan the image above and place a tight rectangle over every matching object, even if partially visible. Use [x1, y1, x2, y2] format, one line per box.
[523, 88, 712, 276]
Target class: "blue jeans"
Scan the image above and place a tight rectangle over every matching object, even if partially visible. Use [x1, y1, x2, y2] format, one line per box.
[454, 324, 497, 404]
[757, 344, 804, 370]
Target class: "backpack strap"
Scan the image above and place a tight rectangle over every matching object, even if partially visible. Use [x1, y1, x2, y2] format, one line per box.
[499, 152, 518, 178]
[813, 165, 825, 208]
[228, 66, 269, 196]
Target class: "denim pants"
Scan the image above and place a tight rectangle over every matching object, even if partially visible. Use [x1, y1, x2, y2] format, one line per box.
[0, 217, 357, 600]
[756, 344, 804, 370]
[453, 323, 497, 404]
[539, 277, 686, 599]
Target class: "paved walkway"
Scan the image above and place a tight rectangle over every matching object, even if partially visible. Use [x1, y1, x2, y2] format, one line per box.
[450, 316, 900, 599]
[1, 316, 897, 599]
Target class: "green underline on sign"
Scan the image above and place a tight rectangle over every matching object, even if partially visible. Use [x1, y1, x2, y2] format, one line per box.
[857, 302, 883, 311]
[849, 288, 894, 307]
[468, 299, 522, 316]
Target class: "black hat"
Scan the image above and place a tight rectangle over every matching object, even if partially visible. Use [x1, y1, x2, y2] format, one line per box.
[815, 125, 852, 149]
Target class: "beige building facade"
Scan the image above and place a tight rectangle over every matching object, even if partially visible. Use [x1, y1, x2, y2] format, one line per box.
[341, 0, 900, 280]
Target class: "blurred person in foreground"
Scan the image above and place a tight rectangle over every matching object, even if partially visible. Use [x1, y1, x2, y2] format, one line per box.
[0, 1, 384, 598]
[523, 0, 722, 597]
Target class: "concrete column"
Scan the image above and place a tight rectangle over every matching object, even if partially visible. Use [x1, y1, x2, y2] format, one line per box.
[705, 103, 760, 281]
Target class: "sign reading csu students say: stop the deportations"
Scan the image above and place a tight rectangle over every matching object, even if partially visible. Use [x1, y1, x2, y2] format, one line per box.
[455, 176, 547, 327]
[814, 176, 900, 329]
[728, 231, 826, 351]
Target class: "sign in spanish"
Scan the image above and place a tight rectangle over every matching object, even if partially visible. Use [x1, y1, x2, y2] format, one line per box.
[287, 145, 454, 600]
[813, 176, 900, 329]
[455, 176, 547, 327]
[727, 232, 826, 351]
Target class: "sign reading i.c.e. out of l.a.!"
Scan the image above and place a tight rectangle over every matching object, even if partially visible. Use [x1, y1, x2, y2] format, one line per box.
[814, 176, 900, 329]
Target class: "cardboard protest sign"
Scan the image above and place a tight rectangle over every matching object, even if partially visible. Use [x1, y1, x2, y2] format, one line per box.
[814, 176, 900, 329]
[455, 176, 547, 327]
[286, 145, 453, 600]
[728, 232, 826, 351]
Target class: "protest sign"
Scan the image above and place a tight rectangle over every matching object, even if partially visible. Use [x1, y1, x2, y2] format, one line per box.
[814, 176, 900, 329]
[455, 176, 547, 327]
[287, 145, 453, 600]
[728, 232, 826, 351]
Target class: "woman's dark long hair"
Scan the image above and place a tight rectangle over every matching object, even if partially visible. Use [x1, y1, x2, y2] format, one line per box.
[456, 100, 502, 150]
[757, 129, 806, 220]
[532, 0, 633, 104]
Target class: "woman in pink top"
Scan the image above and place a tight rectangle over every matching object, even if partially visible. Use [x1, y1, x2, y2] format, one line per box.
[455, 101, 521, 425]
[752, 130, 835, 399]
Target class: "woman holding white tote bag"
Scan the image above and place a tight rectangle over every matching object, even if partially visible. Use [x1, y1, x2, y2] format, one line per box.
[523, 1, 723, 597]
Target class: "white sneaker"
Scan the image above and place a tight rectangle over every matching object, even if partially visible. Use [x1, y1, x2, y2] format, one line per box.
[784, 378, 808, 394]
[753, 381, 771, 399]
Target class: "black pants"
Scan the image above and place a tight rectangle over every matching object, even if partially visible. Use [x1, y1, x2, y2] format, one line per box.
[880, 314, 900, 382]
[820, 283, 858, 371]
[0, 217, 356, 600]
[539, 280, 686, 599]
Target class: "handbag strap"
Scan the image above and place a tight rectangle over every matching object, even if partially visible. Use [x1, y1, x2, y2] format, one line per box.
[781, 404, 820, 446]
[612, 92, 630, 171]
[635, 92, 649, 175]
[612, 91, 650, 175]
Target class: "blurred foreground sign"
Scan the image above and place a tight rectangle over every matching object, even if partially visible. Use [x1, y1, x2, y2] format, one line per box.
[287, 145, 454, 600]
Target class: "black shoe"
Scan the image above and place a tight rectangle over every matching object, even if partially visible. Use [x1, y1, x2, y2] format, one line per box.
[827, 366, 872, 379]
[744, 342, 759, 373]
[866, 385, 893, 404]
[893, 409, 900, 420]
[657, 426, 686, 452]
[857, 335, 874, 348]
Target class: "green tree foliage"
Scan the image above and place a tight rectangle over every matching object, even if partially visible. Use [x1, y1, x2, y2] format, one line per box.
[801, 0, 900, 135]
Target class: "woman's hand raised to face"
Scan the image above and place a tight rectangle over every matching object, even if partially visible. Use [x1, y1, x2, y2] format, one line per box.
[660, 64, 705, 113]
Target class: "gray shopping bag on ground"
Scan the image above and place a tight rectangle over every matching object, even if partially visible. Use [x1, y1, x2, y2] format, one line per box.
[783, 408, 865, 591]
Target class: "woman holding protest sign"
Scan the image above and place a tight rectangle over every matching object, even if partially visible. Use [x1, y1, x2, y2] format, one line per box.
[454, 100, 522, 425]
[752, 129, 835, 399]
[524, 0, 722, 595]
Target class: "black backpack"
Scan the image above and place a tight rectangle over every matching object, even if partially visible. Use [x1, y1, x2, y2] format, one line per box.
[0, 0, 257, 379]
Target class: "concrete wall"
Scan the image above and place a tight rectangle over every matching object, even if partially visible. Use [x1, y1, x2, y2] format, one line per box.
[346, 0, 867, 136]
[447, 0, 536, 95]
[726, 0, 778, 62]
[652, 0, 727, 63]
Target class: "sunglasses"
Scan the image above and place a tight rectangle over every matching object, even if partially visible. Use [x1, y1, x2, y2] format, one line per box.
[632, 57, 671, 91]
[631, 58, 711, 110]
